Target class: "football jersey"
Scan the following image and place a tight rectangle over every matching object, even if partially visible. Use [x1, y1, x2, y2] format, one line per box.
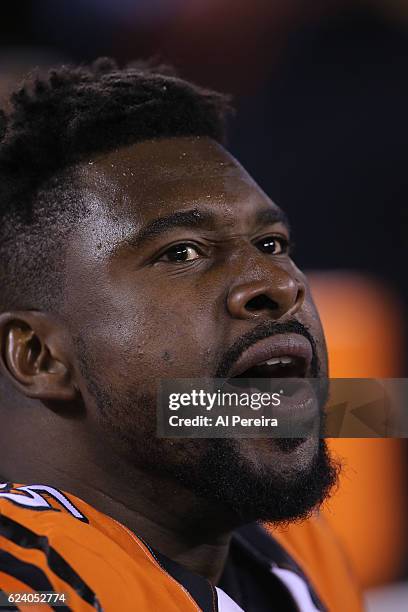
[0, 483, 363, 611]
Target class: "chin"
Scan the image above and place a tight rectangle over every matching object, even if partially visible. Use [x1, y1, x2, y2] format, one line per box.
[236, 435, 320, 472]
[173, 437, 338, 525]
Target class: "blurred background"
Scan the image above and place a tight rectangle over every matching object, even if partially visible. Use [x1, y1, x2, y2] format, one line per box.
[1, 1, 407, 609]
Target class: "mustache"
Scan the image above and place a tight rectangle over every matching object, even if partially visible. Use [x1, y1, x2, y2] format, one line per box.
[215, 319, 320, 378]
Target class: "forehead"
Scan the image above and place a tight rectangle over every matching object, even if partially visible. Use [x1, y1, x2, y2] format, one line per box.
[77, 136, 282, 229]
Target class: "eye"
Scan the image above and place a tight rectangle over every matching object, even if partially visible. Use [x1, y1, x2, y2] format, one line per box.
[255, 235, 289, 255]
[159, 243, 202, 263]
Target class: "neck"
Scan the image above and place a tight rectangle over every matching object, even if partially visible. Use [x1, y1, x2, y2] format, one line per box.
[60, 465, 234, 583]
[0, 405, 236, 583]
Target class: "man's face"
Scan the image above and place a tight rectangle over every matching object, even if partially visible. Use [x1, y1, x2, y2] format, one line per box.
[63, 136, 336, 523]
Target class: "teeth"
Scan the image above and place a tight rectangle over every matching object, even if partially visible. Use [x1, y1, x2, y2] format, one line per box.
[280, 357, 292, 364]
[263, 356, 293, 366]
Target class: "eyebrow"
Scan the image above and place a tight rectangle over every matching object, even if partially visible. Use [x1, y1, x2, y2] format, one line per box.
[125, 209, 215, 248]
[254, 208, 290, 232]
[124, 206, 290, 249]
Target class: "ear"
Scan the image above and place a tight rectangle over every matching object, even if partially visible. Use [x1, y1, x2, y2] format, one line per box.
[0, 311, 78, 401]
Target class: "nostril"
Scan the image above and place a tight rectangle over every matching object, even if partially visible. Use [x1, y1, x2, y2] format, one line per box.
[245, 294, 279, 312]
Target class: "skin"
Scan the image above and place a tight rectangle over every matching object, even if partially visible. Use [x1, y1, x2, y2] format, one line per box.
[0, 136, 329, 584]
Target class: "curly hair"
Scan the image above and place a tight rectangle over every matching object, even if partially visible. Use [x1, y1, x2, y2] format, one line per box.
[0, 58, 231, 311]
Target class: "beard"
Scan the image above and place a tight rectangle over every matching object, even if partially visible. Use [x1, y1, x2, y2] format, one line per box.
[78, 345, 339, 526]
[171, 437, 338, 524]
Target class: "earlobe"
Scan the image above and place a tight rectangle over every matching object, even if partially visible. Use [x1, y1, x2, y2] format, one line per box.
[0, 312, 78, 401]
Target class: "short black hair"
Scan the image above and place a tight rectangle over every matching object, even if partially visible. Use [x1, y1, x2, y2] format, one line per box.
[0, 57, 231, 311]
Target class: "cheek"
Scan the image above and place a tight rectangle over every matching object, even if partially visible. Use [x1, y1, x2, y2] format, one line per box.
[301, 288, 329, 374]
[75, 280, 221, 385]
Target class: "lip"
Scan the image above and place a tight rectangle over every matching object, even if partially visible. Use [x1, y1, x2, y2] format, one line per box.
[227, 333, 313, 378]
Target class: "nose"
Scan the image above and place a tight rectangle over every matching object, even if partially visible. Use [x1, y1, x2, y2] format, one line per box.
[227, 270, 305, 320]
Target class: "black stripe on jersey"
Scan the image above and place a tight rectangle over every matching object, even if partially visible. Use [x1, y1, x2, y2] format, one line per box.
[0, 551, 71, 611]
[153, 549, 218, 612]
[0, 515, 102, 611]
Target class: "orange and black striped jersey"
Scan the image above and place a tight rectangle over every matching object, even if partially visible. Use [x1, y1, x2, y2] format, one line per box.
[0, 483, 363, 611]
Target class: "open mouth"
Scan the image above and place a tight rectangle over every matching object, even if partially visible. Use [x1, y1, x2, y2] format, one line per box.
[228, 356, 308, 395]
[234, 355, 308, 379]
[226, 333, 313, 378]
[222, 333, 314, 394]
